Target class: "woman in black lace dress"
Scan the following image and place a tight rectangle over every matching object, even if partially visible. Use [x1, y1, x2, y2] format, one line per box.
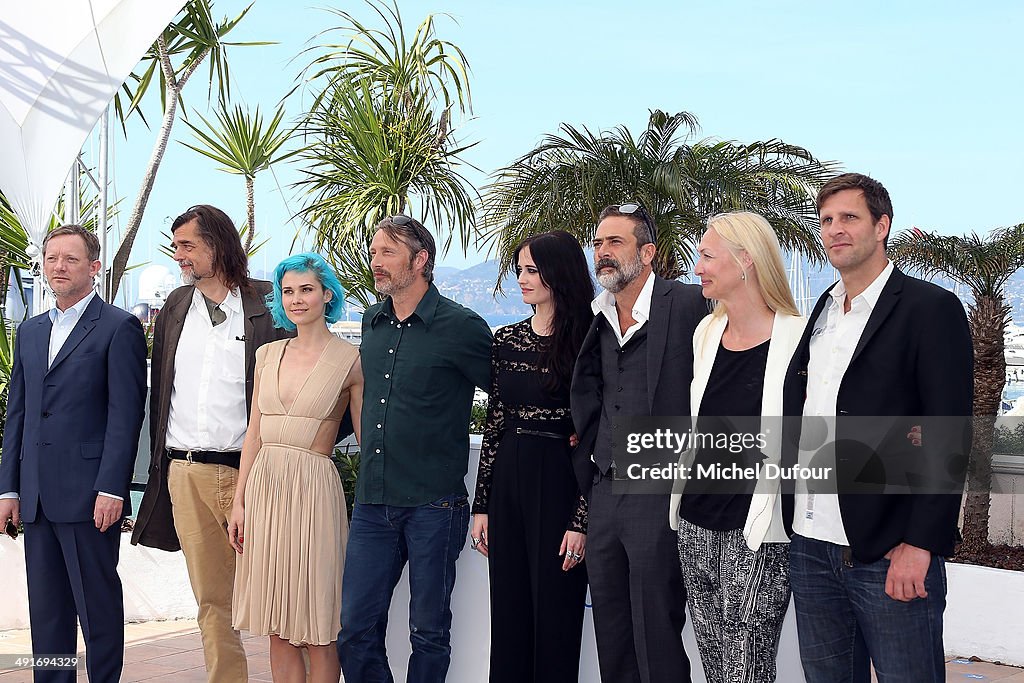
[471, 230, 594, 683]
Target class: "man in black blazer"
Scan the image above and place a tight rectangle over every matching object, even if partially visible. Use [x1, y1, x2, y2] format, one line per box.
[781, 174, 973, 682]
[571, 204, 706, 683]
[0, 225, 147, 682]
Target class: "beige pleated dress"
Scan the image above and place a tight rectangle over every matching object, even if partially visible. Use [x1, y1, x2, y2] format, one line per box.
[232, 336, 358, 646]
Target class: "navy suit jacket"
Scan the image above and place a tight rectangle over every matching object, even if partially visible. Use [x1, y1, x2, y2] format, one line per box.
[0, 295, 147, 524]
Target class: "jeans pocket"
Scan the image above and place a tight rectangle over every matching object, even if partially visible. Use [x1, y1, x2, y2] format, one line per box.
[428, 494, 469, 510]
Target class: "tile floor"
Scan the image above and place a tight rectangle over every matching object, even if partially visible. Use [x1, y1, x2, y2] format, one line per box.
[0, 620, 266, 682]
[0, 619, 1021, 681]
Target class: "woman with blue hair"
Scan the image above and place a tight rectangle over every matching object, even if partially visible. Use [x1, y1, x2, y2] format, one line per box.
[229, 252, 362, 682]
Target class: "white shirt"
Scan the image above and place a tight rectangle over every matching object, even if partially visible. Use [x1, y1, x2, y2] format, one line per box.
[592, 271, 655, 346]
[165, 287, 248, 452]
[2, 290, 120, 501]
[49, 290, 96, 366]
[793, 261, 894, 545]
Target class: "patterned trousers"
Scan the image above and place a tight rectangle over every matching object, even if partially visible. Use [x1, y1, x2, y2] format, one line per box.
[677, 519, 790, 683]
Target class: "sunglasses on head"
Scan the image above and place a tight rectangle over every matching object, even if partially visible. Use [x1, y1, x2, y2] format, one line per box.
[385, 215, 432, 253]
[616, 203, 657, 243]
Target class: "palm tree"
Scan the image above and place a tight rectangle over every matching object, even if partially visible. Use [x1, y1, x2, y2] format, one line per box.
[107, 0, 266, 299]
[890, 224, 1024, 553]
[298, 1, 471, 116]
[0, 193, 31, 315]
[294, 0, 476, 307]
[181, 104, 294, 251]
[480, 109, 837, 286]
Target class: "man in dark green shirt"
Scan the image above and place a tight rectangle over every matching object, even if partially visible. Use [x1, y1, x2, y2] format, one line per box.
[339, 215, 492, 682]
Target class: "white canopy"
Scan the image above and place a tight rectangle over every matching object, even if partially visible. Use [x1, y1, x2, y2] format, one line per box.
[0, 0, 185, 252]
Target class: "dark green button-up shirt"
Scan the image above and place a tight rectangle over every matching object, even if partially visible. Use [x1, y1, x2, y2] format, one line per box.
[357, 284, 492, 506]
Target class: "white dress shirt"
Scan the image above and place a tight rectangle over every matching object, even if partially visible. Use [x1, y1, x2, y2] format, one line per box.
[49, 290, 96, 366]
[592, 271, 655, 346]
[2, 290, 120, 501]
[793, 261, 894, 545]
[589, 271, 655, 467]
[165, 287, 248, 452]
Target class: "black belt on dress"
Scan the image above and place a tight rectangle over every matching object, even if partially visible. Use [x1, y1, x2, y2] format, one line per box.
[514, 427, 569, 440]
[167, 449, 241, 468]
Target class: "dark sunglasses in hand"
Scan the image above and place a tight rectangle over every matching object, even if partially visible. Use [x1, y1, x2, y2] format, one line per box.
[616, 203, 657, 244]
[4, 519, 17, 540]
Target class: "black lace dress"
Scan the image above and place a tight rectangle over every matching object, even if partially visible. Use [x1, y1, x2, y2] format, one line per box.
[472, 317, 589, 683]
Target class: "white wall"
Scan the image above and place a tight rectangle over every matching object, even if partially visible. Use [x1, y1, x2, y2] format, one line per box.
[379, 438, 808, 682]
[1, 440, 1022, 677]
[0, 536, 197, 630]
[945, 563, 1024, 667]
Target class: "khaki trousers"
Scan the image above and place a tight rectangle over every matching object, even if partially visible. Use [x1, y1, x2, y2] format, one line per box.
[168, 460, 248, 682]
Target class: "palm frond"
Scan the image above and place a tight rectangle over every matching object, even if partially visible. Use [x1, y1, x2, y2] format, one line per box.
[481, 110, 836, 286]
[181, 104, 295, 176]
[112, 0, 270, 133]
[890, 224, 1024, 298]
[297, 0, 472, 115]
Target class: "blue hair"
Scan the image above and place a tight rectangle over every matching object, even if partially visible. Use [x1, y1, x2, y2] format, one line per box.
[266, 252, 345, 330]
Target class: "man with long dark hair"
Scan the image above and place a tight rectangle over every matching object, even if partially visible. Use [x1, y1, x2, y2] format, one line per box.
[571, 204, 707, 683]
[132, 205, 289, 682]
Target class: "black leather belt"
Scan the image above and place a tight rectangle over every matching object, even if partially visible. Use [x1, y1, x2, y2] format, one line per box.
[514, 427, 569, 440]
[167, 449, 241, 468]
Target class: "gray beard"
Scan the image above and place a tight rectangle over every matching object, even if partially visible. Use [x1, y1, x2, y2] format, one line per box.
[596, 253, 643, 294]
[373, 267, 416, 296]
[182, 269, 206, 286]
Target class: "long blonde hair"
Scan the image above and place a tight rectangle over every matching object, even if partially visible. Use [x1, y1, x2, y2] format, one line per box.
[704, 211, 799, 318]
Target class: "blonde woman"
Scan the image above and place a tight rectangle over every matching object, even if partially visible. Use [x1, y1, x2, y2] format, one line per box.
[668, 212, 804, 683]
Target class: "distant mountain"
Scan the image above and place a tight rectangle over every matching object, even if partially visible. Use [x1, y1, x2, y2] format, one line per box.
[432, 265, 460, 279]
[333, 257, 1024, 327]
[434, 259, 531, 322]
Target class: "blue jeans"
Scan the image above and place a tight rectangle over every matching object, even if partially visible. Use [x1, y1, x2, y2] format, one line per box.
[338, 494, 470, 683]
[789, 534, 947, 683]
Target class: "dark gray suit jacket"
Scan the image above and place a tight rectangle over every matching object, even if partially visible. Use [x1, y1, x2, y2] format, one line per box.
[570, 276, 708, 498]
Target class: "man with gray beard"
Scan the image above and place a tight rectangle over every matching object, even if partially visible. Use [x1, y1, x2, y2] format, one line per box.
[571, 204, 707, 683]
[339, 215, 492, 682]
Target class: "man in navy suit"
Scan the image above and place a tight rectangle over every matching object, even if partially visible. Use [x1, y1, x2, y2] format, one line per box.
[0, 224, 147, 682]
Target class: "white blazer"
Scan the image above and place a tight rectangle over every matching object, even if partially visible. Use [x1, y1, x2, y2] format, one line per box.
[669, 310, 806, 550]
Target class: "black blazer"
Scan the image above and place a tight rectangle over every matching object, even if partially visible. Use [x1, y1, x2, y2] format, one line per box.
[570, 276, 708, 498]
[781, 266, 973, 562]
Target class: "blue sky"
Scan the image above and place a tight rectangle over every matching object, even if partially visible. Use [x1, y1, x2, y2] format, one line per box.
[104, 0, 1024, 303]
